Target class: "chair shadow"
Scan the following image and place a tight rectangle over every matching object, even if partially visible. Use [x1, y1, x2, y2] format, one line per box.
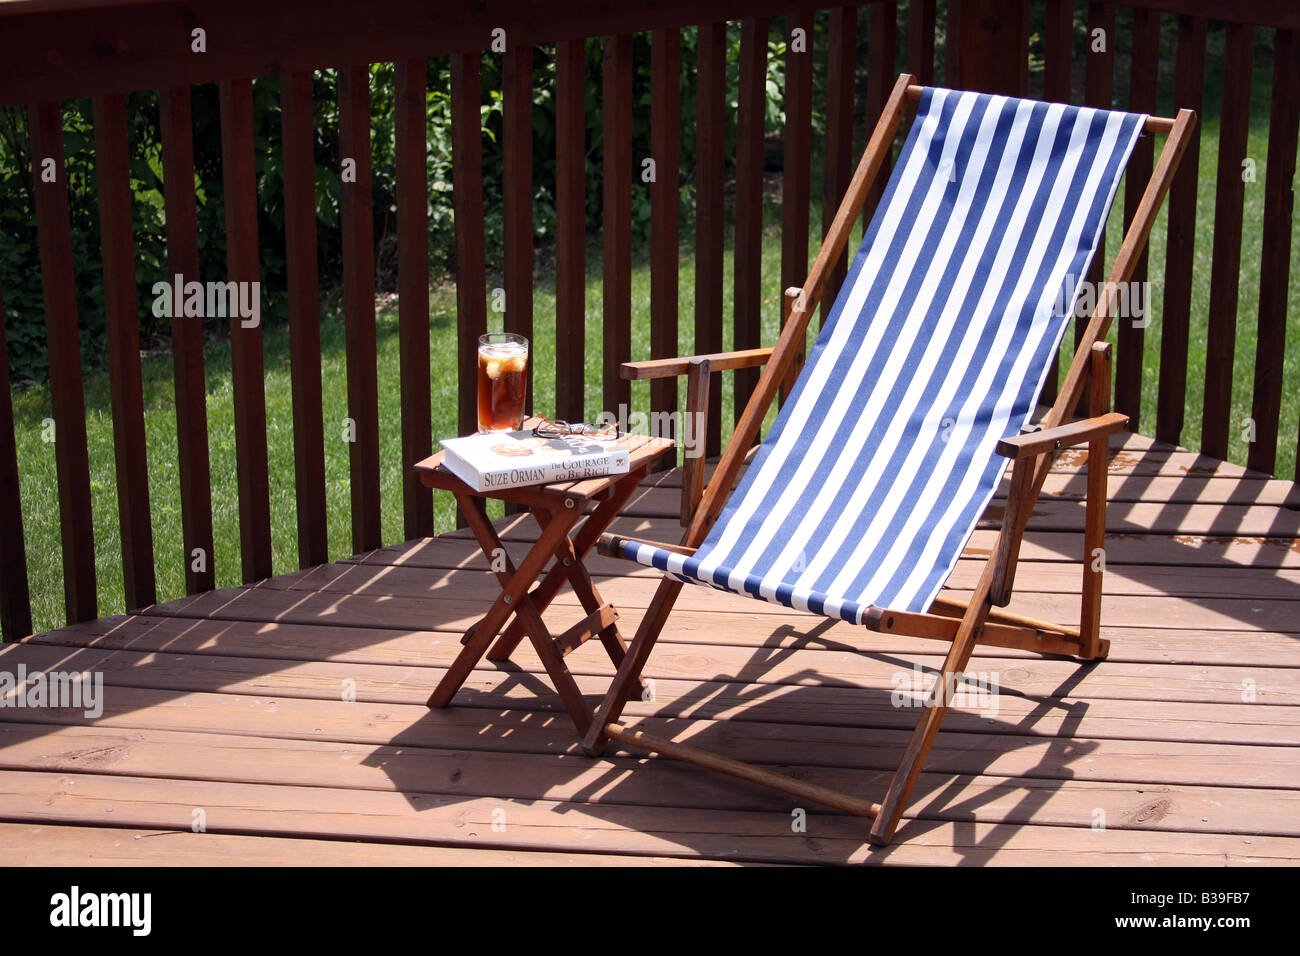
[365, 610, 1103, 864]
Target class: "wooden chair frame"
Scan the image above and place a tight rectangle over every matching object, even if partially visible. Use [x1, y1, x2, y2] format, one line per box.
[582, 74, 1197, 845]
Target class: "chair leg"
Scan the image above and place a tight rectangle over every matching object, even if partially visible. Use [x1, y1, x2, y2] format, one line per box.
[869, 586, 992, 845]
[582, 575, 684, 756]
[1079, 433, 1108, 660]
[1080, 340, 1112, 660]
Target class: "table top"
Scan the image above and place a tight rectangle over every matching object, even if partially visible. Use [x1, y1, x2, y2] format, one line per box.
[415, 421, 674, 506]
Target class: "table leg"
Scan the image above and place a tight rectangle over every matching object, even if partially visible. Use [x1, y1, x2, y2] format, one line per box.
[510, 594, 593, 734]
[426, 492, 582, 708]
[487, 469, 647, 662]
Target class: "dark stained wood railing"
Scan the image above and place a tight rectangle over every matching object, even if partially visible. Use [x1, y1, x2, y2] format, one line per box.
[219, 77, 274, 582]
[450, 52, 487, 444]
[602, 34, 635, 420]
[338, 66, 382, 554]
[0, 0, 1296, 643]
[1156, 13, 1206, 445]
[553, 38, 587, 426]
[281, 69, 330, 567]
[159, 83, 216, 595]
[1116, 4, 1160, 428]
[863, 2, 896, 223]
[734, 18, 768, 422]
[822, 7, 857, 328]
[94, 92, 156, 612]
[1251, 27, 1300, 477]
[1201, 21, 1255, 461]
[1039, 0, 1073, 404]
[0, 276, 32, 640]
[781, 10, 816, 397]
[650, 28, 682, 459]
[694, 22, 727, 458]
[29, 100, 97, 624]
[395, 58, 436, 541]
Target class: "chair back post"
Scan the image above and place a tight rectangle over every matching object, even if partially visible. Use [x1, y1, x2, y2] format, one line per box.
[777, 287, 803, 404]
[680, 356, 712, 525]
[684, 72, 915, 547]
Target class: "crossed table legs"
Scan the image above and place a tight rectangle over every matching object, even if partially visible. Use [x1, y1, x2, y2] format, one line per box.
[424, 469, 651, 734]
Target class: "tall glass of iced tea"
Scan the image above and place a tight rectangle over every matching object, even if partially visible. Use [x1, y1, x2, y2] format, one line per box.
[477, 332, 529, 432]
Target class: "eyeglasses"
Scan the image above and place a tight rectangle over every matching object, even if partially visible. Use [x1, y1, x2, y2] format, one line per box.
[532, 418, 621, 440]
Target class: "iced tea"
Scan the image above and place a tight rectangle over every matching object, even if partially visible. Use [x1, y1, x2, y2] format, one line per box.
[477, 333, 529, 432]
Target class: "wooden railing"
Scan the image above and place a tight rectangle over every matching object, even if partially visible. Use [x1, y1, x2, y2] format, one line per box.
[0, 0, 1296, 641]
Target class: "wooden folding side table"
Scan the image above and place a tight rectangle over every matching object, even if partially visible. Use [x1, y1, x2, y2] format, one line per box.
[414, 426, 673, 734]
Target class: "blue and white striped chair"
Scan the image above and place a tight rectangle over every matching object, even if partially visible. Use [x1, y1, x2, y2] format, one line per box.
[586, 75, 1197, 845]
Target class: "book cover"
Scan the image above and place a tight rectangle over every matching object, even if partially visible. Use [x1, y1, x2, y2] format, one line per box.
[439, 429, 631, 492]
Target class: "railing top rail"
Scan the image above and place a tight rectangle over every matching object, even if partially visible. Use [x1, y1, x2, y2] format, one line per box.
[2, 0, 1296, 109]
[0, 0, 830, 107]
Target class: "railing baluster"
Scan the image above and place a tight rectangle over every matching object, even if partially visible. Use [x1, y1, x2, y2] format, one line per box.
[280, 70, 329, 566]
[503, 46, 534, 420]
[1201, 22, 1255, 460]
[695, 22, 726, 458]
[822, 7, 857, 327]
[554, 39, 586, 424]
[650, 28, 681, 461]
[782, 11, 815, 396]
[865, 2, 897, 226]
[1249, 28, 1299, 476]
[602, 34, 633, 419]
[944, 0, 962, 84]
[29, 100, 96, 624]
[734, 18, 768, 422]
[0, 276, 33, 640]
[159, 85, 215, 594]
[451, 53, 487, 443]
[219, 78, 273, 581]
[1041, 0, 1075, 406]
[1116, 6, 1161, 429]
[93, 92, 156, 611]
[396, 58, 434, 538]
[868, 0, 899, 223]
[908, 0, 935, 85]
[1081, 2, 1115, 357]
[338, 65, 382, 551]
[1043, 0, 1074, 103]
[1156, 15, 1206, 448]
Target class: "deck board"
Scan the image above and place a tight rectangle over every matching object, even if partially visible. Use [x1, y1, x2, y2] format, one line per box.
[2, 431, 1297, 865]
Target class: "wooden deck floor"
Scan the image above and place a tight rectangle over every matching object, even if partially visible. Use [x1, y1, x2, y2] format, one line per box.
[2, 431, 1298, 866]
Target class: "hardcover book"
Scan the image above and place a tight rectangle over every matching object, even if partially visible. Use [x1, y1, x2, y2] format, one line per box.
[439, 429, 631, 492]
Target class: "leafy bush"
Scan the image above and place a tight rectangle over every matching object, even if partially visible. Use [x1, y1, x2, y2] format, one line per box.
[0, 23, 815, 385]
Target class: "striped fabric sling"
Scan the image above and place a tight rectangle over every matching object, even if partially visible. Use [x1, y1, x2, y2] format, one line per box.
[618, 86, 1146, 622]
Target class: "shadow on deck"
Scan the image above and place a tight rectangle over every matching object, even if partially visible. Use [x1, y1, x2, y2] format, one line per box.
[1, 431, 1298, 865]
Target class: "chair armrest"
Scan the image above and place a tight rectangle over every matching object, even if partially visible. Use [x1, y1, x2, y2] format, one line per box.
[994, 412, 1128, 459]
[621, 347, 774, 381]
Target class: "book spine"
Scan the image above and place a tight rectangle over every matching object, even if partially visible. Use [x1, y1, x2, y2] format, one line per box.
[474, 451, 630, 492]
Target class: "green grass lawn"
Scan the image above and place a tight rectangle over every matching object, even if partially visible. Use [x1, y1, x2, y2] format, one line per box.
[9, 60, 1298, 636]
[9, 214, 798, 635]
